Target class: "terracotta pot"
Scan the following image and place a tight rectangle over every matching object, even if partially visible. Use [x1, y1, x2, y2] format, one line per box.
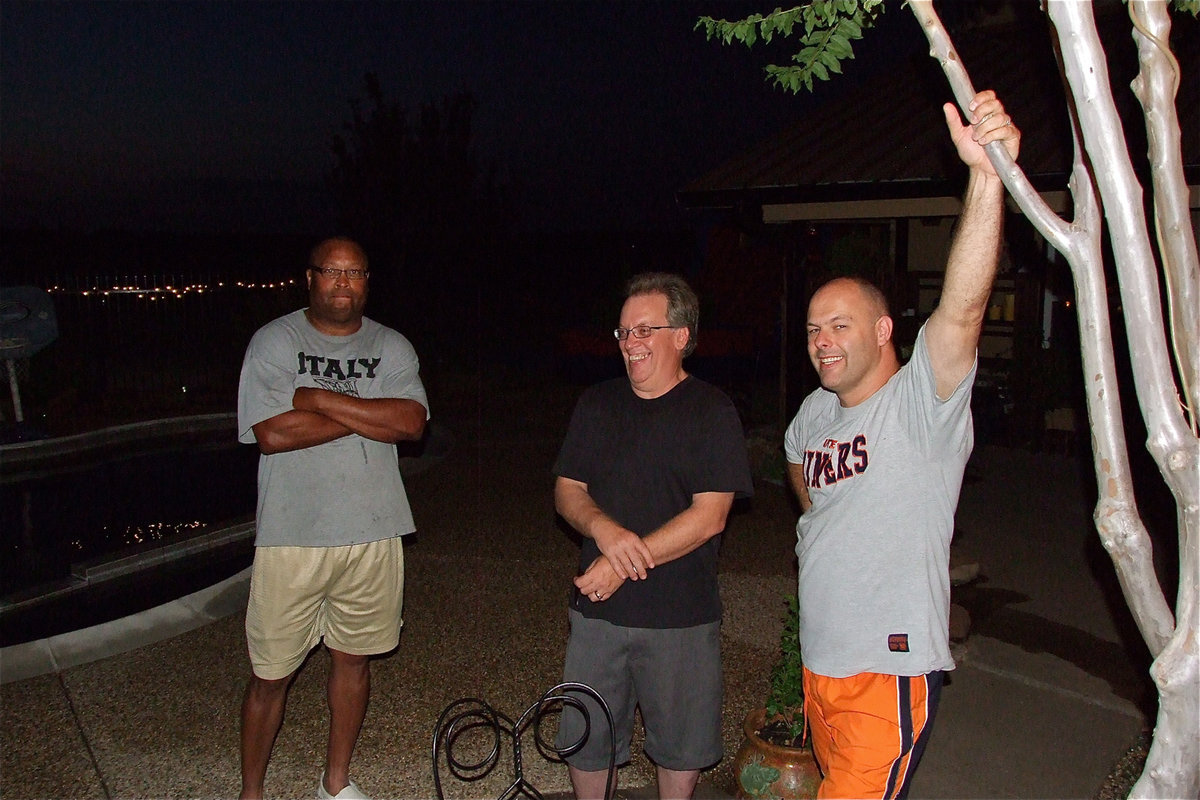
[731, 708, 822, 799]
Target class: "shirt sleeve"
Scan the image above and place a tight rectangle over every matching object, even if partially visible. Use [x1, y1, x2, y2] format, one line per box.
[904, 324, 976, 456]
[236, 323, 296, 444]
[377, 330, 430, 418]
[783, 405, 806, 465]
[552, 388, 598, 483]
[694, 393, 754, 498]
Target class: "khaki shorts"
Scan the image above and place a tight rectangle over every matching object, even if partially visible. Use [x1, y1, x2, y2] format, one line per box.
[245, 537, 405, 680]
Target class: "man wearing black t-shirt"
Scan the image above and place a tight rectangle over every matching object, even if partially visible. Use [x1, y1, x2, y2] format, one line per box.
[553, 272, 754, 800]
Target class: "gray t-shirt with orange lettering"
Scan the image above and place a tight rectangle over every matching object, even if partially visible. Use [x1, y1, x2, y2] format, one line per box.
[237, 309, 428, 547]
[784, 325, 973, 678]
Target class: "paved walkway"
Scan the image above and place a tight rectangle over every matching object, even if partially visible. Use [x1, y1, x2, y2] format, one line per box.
[1, 381, 1152, 798]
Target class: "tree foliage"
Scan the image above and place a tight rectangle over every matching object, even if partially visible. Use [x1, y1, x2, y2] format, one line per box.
[697, 0, 885, 92]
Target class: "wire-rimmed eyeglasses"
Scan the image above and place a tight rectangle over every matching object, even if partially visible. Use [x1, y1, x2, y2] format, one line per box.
[310, 266, 369, 281]
[613, 325, 679, 341]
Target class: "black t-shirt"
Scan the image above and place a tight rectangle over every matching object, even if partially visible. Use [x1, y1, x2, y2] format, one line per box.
[554, 375, 754, 628]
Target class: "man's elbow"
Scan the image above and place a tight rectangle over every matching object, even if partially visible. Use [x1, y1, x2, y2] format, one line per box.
[252, 423, 286, 455]
[256, 434, 286, 455]
[554, 480, 587, 520]
[701, 510, 733, 541]
[393, 417, 426, 443]
[387, 404, 427, 443]
[553, 487, 572, 518]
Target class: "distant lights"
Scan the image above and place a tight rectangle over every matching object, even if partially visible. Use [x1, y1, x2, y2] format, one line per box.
[101, 519, 209, 545]
[48, 279, 297, 297]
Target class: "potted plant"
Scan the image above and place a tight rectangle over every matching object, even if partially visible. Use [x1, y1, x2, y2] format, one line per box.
[730, 595, 821, 799]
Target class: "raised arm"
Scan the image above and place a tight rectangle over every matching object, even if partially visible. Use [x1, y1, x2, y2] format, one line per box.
[926, 90, 1021, 399]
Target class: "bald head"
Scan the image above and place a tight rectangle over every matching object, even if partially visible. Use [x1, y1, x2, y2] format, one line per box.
[305, 236, 370, 336]
[310, 237, 368, 271]
[810, 277, 889, 321]
[806, 276, 899, 406]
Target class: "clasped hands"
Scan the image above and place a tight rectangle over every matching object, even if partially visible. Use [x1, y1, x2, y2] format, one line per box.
[574, 527, 654, 603]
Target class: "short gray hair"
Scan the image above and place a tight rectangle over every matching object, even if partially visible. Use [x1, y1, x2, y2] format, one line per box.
[625, 272, 699, 357]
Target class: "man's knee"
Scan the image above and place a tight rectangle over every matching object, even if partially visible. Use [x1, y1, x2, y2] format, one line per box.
[244, 672, 294, 708]
[327, 647, 370, 671]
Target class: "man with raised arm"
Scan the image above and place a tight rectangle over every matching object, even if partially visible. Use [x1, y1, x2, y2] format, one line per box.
[783, 90, 1020, 798]
[236, 237, 428, 800]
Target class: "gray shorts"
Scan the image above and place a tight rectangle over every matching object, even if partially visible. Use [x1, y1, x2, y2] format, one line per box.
[555, 609, 723, 772]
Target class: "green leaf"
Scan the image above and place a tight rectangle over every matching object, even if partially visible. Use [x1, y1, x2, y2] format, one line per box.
[802, 5, 817, 36]
[777, 8, 798, 36]
[696, 0, 891, 95]
[828, 33, 851, 58]
[735, 21, 759, 47]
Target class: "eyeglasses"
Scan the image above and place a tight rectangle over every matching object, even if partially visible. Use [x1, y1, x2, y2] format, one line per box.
[614, 325, 678, 340]
[310, 266, 369, 281]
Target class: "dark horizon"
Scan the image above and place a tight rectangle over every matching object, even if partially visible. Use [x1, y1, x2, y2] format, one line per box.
[0, 1, 937, 237]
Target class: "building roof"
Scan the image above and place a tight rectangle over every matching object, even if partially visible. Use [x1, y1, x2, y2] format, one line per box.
[677, 8, 1199, 215]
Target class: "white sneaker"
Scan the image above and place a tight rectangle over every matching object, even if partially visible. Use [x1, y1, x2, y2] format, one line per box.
[317, 771, 371, 800]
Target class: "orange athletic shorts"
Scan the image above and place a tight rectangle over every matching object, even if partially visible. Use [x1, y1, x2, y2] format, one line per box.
[802, 667, 943, 799]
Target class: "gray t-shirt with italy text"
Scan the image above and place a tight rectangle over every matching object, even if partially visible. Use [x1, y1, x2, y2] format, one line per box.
[237, 309, 428, 547]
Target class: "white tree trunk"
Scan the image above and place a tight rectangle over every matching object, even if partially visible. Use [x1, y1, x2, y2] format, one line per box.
[1128, 0, 1200, 428]
[909, 1, 1199, 796]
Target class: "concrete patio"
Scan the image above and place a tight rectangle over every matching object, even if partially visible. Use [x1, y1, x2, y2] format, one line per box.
[1, 377, 1152, 798]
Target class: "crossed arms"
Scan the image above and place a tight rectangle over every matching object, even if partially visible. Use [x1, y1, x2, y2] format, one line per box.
[252, 387, 426, 455]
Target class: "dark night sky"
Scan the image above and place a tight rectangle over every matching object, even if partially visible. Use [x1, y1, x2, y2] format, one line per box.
[1, 1, 922, 234]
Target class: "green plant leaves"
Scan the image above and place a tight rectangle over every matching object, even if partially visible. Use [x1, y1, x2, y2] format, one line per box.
[697, 0, 885, 95]
[765, 594, 806, 741]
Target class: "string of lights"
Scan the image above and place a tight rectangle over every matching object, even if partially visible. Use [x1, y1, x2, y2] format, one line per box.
[45, 279, 299, 299]
[75, 519, 210, 551]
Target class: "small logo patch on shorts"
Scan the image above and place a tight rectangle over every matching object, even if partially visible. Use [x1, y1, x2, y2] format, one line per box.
[888, 633, 909, 652]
